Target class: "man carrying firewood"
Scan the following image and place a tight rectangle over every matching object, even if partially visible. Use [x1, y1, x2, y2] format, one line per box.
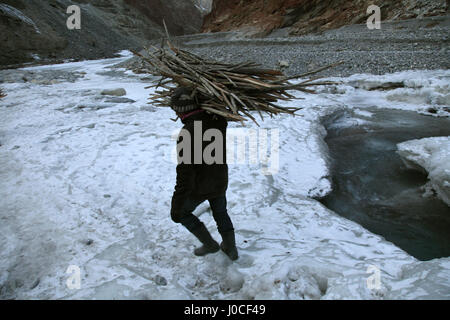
[169, 86, 238, 261]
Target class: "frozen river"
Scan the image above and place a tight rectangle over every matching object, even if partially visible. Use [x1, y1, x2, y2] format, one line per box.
[0, 53, 449, 299]
[321, 108, 450, 261]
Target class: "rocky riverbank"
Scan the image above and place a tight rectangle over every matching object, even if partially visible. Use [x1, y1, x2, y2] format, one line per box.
[122, 15, 450, 78]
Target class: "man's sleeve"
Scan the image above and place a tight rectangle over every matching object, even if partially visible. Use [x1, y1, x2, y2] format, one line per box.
[170, 122, 196, 222]
[170, 163, 195, 222]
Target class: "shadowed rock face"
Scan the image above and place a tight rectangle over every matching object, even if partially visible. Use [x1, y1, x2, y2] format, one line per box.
[202, 0, 449, 36]
[0, 0, 203, 67]
[124, 0, 203, 35]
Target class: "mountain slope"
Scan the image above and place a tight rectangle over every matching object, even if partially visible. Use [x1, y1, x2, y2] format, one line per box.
[202, 0, 449, 36]
[0, 0, 203, 67]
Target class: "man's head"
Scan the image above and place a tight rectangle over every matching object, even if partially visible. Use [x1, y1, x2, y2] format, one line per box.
[170, 86, 199, 114]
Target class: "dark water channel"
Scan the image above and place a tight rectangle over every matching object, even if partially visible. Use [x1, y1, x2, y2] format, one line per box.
[321, 107, 450, 261]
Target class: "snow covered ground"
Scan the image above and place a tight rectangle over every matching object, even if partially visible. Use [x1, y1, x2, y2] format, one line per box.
[0, 52, 449, 299]
[397, 137, 450, 207]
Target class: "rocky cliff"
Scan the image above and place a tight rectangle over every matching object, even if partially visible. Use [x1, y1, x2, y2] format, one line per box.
[123, 0, 202, 35]
[0, 0, 203, 67]
[203, 0, 449, 36]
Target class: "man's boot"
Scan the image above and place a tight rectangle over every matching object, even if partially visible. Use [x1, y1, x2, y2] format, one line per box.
[220, 230, 238, 261]
[189, 223, 220, 256]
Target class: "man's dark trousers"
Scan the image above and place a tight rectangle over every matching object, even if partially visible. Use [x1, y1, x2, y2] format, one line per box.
[178, 193, 234, 235]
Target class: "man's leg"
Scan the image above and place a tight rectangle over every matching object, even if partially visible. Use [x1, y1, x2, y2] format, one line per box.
[209, 194, 238, 260]
[208, 195, 234, 234]
[177, 198, 220, 256]
[177, 197, 203, 231]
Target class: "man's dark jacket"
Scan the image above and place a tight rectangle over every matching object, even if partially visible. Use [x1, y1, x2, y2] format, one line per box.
[170, 110, 228, 222]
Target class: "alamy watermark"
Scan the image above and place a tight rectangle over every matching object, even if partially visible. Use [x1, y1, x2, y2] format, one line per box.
[67, 5, 81, 30]
[366, 264, 381, 290]
[168, 123, 280, 175]
[66, 265, 81, 290]
[367, 5, 381, 30]
[64, 4, 381, 31]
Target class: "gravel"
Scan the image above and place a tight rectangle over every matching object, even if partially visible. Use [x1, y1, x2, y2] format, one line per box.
[123, 15, 450, 77]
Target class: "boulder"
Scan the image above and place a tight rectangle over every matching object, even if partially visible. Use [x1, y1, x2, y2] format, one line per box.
[101, 88, 127, 96]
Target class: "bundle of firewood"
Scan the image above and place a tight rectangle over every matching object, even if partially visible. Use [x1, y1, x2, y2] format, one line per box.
[132, 41, 341, 125]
